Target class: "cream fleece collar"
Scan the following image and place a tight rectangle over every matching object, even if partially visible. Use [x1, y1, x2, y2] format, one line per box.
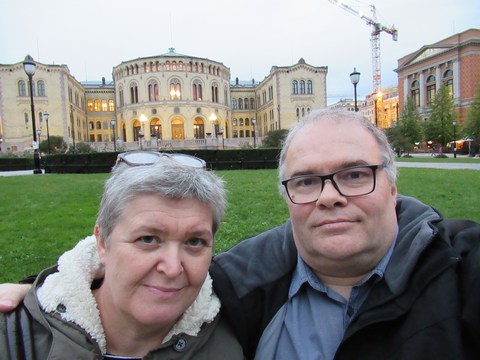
[37, 236, 221, 354]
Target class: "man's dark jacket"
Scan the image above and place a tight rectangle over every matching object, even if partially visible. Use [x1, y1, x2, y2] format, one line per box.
[210, 195, 480, 359]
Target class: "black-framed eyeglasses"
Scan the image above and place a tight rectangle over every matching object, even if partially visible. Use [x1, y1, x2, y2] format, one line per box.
[116, 151, 206, 169]
[281, 164, 386, 204]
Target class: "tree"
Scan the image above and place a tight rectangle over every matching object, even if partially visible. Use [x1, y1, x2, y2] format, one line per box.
[261, 129, 288, 148]
[395, 98, 423, 154]
[423, 85, 457, 151]
[39, 136, 67, 154]
[463, 83, 480, 141]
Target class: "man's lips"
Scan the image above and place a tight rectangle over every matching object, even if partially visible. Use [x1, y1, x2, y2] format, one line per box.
[317, 218, 355, 227]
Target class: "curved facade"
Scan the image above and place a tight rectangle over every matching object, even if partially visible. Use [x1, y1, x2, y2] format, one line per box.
[113, 48, 231, 146]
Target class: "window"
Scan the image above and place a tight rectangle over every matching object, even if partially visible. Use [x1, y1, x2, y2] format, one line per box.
[37, 80, 45, 96]
[130, 83, 139, 103]
[300, 80, 305, 94]
[109, 100, 115, 111]
[411, 80, 420, 107]
[232, 98, 237, 109]
[94, 100, 100, 111]
[426, 75, 436, 104]
[244, 98, 249, 110]
[211, 83, 219, 103]
[238, 98, 243, 110]
[103, 121, 109, 129]
[96, 121, 102, 130]
[443, 69, 453, 97]
[148, 80, 159, 101]
[292, 80, 298, 94]
[193, 80, 203, 101]
[307, 80, 313, 94]
[87, 99, 94, 111]
[101, 99, 108, 111]
[250, 98, 255, 109]
[169, 79, 181, 100]
[18, 80, 27, 97]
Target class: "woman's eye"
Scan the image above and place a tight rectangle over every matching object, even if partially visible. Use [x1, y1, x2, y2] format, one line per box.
[139, 236, 157, 245]
[187, 238, 206, 247]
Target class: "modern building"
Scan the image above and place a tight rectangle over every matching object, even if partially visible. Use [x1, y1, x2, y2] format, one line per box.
[395, 28, 480, 123]
[0, 50, 328, 153]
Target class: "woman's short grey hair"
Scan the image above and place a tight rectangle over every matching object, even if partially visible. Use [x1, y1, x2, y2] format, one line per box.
[278, 108, 397, 198]
[96, 156, 226, 243]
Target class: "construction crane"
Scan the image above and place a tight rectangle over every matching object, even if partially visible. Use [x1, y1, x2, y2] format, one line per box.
[327, 0, 398, 93]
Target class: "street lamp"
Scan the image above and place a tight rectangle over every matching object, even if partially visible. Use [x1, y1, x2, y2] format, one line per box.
[43, 112, 51, 154]
[374, 91, 382, 127]
[217, 129, 225, 149]
[350, 68, 360, 112]
[139, 114, 148, 150]
[111, 119, 117, 152]
[452, 120, 457, 158]
[252, 118, 257, 147]
[23, 55, 42, 174]
[70, 105, 76, 154]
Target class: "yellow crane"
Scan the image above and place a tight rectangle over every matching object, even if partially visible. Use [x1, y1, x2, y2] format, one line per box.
[327, 0, 398, 93]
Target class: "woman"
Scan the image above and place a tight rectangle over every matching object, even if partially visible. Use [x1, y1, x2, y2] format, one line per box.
[1, 151, 243, 359]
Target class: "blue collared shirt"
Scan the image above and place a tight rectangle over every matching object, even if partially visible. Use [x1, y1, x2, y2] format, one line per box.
[255, 238, 396, 360]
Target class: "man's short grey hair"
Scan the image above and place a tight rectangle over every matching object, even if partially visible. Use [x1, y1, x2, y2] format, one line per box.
[96, 156, 226, 243]
[278, 108, 397, 199]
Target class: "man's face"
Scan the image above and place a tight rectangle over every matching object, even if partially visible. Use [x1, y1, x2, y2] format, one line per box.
[284, 119, 398, 280]
[95, 194, 214, 334]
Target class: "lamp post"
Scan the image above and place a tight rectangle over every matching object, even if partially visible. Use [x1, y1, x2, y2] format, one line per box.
[373, 91, 382, 127]
[349, 68, 360, 112]
[218, 129, 225, 149]
[111, 119, 117, 152]
[452, 120, 457, 158]
[209, 113, 218, 148]
[70, 105, 76, 154]
[252, 118, 257, 147]
[23, 55, 42, 174]
[43, 112, 51, 154]
[139, 114, 147, 150]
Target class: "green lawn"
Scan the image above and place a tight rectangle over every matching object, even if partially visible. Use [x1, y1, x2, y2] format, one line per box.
[0, 167, 478, 283]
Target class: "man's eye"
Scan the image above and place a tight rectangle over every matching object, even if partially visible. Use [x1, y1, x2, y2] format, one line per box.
[139, 236, 157, 245]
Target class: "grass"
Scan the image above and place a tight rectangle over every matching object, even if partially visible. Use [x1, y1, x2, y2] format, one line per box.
[0, 167, 478, 283]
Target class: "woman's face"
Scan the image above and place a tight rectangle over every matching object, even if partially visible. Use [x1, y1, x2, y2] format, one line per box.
[95, 194, 214, 334]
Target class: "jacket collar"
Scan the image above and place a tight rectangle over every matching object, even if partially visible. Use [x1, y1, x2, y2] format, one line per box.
[36, 236, 220, 354]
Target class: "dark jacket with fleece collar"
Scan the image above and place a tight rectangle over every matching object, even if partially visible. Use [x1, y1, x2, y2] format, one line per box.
[210, 195, 480, 359]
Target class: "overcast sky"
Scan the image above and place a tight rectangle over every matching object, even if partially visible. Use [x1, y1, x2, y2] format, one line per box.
[1, 0, 478, 104]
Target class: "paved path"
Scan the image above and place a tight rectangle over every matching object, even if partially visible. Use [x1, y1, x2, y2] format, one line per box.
[395, 162, 480, 170]
[1, 161, 480, 176]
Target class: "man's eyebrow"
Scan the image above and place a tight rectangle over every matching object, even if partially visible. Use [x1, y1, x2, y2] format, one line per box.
[289, 160, 372, 177]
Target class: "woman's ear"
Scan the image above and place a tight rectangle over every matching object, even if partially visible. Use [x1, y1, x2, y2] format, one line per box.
[95, 225, 107, 266]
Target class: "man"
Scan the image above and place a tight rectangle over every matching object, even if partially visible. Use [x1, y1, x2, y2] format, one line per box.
[210, 109, 480, 359]
[2, 109, 480, 359]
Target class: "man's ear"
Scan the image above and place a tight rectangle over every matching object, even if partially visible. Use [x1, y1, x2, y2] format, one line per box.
[95, 225, 107, 266]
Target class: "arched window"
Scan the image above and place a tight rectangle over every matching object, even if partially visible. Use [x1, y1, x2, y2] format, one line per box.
[411, 80, 420, 107]
[130, 83, 139, 103]
[211, 83, 219, 103]
[18, 80, 27, 97]
[148, 80, 159, 101]
[238, 98, 243, 110]
[232, 98, 237, 109]
[244, 98, 249, 110]
[193, 80, 203, 101]
[37, 80, 45, 96]
[169, 79, 181, 100]
[96, 121, 102, 130]
[292, 80, 298, 94]
[443, 69, 453, 97]
[426, 75, 436, 104]
[307, 80, 313, 94]
[87, 99, 94, 111]
[101, 99, 108, 111]
[299, 80, 305, 94]
[250, 98, 255, 109]
[94, 100, 100, 111]
[109, 100, 115, 111]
